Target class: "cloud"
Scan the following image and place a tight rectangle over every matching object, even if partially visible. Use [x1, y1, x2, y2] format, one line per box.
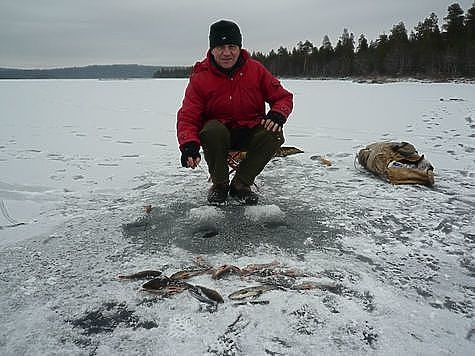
[1, 0, 473, 68]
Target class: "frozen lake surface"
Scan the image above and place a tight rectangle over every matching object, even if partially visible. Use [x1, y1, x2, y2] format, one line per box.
[0, 79, 473, 355]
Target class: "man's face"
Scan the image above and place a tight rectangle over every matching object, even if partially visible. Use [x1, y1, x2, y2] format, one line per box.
[211, 44, 240, 69]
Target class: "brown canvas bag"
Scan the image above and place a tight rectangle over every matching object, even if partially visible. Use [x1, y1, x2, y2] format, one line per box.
[357, 142, 435, 186]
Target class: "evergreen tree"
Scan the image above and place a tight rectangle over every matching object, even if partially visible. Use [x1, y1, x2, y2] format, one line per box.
[413, 13, 443, 75]
[276, 46, 291, 76]
[414, 13, 440, 42]
[356, 34, 369, 53]
[443, 3, 465, 75]
[296, 40, 314, 75]
[319, 35, 334, 76]
[320, 35, 334, 52]
[334, 29, 355, 76]
[370, 33, 389, 74]
[443, 3, 465, 43]
[464, 2, 475, 75]
[387, 22, 411, 74]
[355, 34, 371, 75]
[465, 2, 475, 39]
[389, 22, 409, 43]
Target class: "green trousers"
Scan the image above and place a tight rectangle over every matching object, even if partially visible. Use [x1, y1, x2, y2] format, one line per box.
[199, 120, 284, 186]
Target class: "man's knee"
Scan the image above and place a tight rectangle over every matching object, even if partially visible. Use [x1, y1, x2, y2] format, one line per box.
[259, 128, 285, 149]
[199, 120, 230, 143]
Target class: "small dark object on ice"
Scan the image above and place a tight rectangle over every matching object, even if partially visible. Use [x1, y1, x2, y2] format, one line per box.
[117, 270, 162, 280]
[188, 285, 224, 304]
[274, 146, 304, 157]
[141, 277, 191, 298]
[228, 285, 277, 300]
[212, 264, 242, 280]
[310, 155, 332, 166]
[466, 326, 475, 340]
[233, 300, 270, 306]
[201, 229, 219, 238]
[169, 267, 213, 280]
[141, 276, 172, 290]
[240, 261, 280, 276]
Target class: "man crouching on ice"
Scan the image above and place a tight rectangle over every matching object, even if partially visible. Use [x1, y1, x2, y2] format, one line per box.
[177, 19, 293, 205]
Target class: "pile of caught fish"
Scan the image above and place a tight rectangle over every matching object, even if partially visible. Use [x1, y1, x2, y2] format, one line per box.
[118, 257, 338, 309]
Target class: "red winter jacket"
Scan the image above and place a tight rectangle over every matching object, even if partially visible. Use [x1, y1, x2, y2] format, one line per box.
[176, 49, 293, 148]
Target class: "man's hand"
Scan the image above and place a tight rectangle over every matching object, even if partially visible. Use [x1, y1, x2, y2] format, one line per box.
[261, 111, 286, 132]
[180, 142, 201, 169]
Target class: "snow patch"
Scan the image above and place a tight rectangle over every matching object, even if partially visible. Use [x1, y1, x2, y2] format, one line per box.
[188, 205, 224, 222]
[244, 204, 285, 224]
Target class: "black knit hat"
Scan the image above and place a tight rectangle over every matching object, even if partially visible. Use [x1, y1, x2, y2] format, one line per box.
[209, 20, 242, 49]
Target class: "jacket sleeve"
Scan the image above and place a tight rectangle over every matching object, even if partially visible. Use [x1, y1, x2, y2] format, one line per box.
[176, 74, 205, 149]
[259, 64, 293, 119]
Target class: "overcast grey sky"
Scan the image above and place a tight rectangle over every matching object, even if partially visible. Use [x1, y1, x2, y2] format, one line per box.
[1, 0, 473, 68]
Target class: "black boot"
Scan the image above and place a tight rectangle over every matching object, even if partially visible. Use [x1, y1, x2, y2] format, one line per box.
[229, 178, 258, 205]
[207, 183, 229, 204]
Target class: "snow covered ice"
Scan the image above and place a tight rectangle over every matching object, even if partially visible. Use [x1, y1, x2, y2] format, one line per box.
[0, 79, 473, 355]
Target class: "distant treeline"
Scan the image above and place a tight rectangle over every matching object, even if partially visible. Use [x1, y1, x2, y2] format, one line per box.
[159, 2, 475, 79]
[153, 66, 191, 78]
[0, 64, 163, 79]
[252, 2, 475, 78]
